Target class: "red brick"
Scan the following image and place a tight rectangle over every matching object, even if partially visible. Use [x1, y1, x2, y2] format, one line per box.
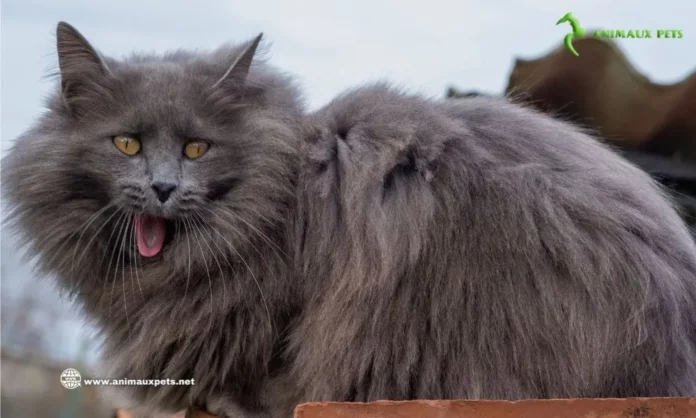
[294, 398, 696, 418]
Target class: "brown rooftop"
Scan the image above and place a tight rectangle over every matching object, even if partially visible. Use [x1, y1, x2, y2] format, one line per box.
[506, 36, 696, 161]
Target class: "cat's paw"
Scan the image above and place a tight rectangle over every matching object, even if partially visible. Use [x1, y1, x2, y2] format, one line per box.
[184, 407, 218, 418]
[205, 397, 273, 418]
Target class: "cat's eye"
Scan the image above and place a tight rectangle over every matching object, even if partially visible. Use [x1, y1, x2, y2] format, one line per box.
[184, 141, 210, 159]
[113, 135, 141, 156]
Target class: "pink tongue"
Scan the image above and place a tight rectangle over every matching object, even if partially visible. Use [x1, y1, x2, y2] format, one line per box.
[135, 214, 167, 257]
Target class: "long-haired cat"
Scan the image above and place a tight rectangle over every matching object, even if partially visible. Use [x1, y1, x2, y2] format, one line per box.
[3, 22, 696, 418]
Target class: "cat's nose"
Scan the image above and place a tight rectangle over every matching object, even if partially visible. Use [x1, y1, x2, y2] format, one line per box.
[151, 182, 177, 203]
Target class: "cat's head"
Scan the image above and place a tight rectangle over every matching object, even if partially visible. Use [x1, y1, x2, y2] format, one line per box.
[3, 22, 303, 304]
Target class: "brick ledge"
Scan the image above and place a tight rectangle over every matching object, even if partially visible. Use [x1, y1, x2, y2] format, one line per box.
[294, 397, 696, 418]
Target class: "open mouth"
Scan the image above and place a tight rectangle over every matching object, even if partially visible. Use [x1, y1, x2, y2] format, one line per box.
[134, 214, 176, 257]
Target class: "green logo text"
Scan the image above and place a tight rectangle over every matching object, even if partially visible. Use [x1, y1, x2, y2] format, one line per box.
[556, 13, 684, 56]
[556, 12, 586, 57]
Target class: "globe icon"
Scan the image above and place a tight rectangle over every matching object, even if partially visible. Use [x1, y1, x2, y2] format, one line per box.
[60, 368, 81, 389]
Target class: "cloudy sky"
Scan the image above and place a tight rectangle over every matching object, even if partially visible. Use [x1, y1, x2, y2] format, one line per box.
[1, 0, 694, 362]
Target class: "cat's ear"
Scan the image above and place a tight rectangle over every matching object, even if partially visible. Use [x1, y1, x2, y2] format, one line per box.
[213, 33, 263, 88]
[56, 22, 112, 114]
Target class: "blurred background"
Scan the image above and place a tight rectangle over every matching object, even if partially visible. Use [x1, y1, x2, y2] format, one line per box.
[1, 0, 694, 417]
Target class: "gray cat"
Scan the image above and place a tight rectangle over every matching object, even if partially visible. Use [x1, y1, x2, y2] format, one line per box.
[3, 22, 696, 418]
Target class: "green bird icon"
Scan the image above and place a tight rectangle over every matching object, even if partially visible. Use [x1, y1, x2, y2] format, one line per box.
[556, 12, 586, 56]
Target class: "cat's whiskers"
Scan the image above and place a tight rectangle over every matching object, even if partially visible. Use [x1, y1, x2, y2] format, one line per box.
[74, 206, 123, 279]
[230, 198, 277, 226]
[184, 215, 214, 316]
[211, 202, 287, 260]
[191, 209, 228, 306]
[118, 216, 132, 338]
[98, 212, 127, 310]
[128, 213, 145, 302]
[196, 208, 273, 335]
[178, 220, 193, 300]
[105, 213, 129, 324]
[69, 203, 116, 288]
[202, 205, 280, 287]
[127, 215, 135, 294]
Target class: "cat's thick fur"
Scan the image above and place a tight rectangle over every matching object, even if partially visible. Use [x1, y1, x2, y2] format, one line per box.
[3, 23, 696, 418]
